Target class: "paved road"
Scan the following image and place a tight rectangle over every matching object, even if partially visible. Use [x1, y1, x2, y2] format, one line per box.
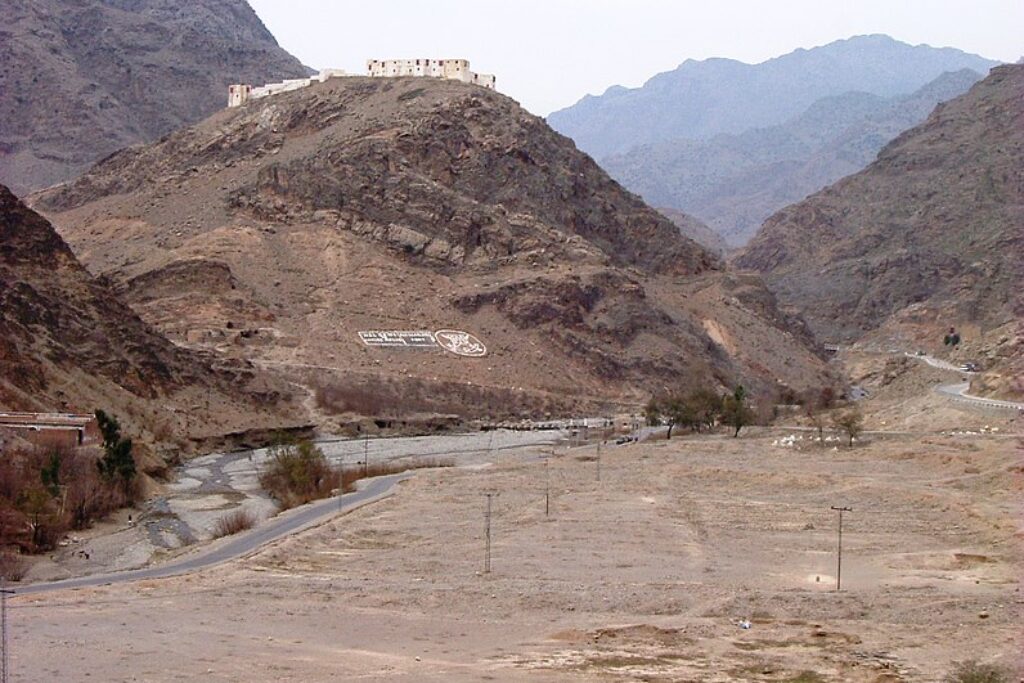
[935, 381, 1024, 412]
[905, 352, 964, 373]
[16, 474, 408, 596]
[902, 352, 1024, 412]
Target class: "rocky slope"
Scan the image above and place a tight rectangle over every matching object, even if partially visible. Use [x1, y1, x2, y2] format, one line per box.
[0, 184, 302, 453]
[34, 77, 832, 418]
[605, 69, 984, 247]
[548, 35, 998, 160]
[656, 208, 728, 256]
[0, 0, 308, 195]
[736, 65, 1023, 393]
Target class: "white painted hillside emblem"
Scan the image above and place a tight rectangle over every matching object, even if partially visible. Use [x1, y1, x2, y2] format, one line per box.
[434, 330, 487, 357]
[357, 329, 487, 357]
[358, 331, 437, 348]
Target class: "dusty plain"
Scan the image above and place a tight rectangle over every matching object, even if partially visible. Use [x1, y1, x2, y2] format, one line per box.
[10, 390, 1022, 682]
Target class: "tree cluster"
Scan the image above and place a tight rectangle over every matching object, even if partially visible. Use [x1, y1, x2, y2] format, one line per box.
[96, 410, 137, 494]
[645, 385, 754, 439]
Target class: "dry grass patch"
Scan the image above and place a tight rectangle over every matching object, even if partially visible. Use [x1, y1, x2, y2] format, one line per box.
[0, 551, 28, 582]
[945, 661, 1013, 683]
[212, 509, 256, 538]
[260, 439, 453, 509]
[340, 457, 453, 493]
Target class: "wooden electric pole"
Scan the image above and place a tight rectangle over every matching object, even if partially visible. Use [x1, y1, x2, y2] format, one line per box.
[544, 454, 552, 517]
[830, 506, 852, 591]
[1, 578, 13, 683]
[363, 434, 369, 477]
[483, 492, 499, 573]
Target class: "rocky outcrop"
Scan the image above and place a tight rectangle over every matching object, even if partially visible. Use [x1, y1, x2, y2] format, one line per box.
[0, 184, 301, 446]
[35, 77, 833, 416]
[0, 0, 308, 194]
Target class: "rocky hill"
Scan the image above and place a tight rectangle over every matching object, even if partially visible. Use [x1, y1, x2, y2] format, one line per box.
[548, 35, 998, 160]
[0, 184, 302, 454]
[0, 0, 308, 195]
[736, 65, 1023, 393]
[605, 69, 984, 247]
[34, 77, 833, 419]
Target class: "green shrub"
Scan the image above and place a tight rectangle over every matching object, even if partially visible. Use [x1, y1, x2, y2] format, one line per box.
[259, 440, 340, 510]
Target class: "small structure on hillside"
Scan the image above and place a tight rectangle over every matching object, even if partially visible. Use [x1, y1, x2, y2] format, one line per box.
[228, 68, 351, 107]
[0, 412, 98, 449]
[228, 59, 495, 108]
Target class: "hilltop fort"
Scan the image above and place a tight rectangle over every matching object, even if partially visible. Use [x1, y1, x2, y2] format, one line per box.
[228, 58, 496, 107]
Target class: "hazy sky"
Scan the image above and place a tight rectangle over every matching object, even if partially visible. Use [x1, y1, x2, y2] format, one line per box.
[248, 0, 1022, 116]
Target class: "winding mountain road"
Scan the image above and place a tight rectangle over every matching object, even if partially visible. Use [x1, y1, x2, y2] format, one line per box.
[903, 352, 1023, 412]
[16, 474, 409, 596]
[935, 380, 1024, 412]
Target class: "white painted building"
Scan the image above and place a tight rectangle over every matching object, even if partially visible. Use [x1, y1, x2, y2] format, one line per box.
[227, 68, 352, 107]
[367, 58, 495, 89]
[228, 59, 496, 108]
[227, 83, 252, 108]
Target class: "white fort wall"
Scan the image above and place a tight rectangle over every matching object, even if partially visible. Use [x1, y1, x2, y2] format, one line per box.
[229, 59, 495, 107]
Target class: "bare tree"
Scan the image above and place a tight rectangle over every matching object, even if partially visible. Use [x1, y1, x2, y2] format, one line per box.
[832, 409, 864, 447]
[803, 391, 828, 445]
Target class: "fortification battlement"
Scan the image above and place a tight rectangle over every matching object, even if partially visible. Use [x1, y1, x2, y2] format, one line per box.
[228, 59, 496, 107]
[366, 58, 496, 89]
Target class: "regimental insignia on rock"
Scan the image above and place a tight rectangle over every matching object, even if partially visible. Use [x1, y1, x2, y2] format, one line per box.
[434, 329, 487, 357]
[358, 331, 438, 348]
[357, 329, 486, 357]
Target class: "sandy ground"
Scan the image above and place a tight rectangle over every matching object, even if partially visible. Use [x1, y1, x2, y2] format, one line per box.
[10, 412, 1022, 682]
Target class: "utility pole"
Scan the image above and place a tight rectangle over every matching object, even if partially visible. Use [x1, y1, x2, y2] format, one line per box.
[363, 434, 369, 477]
[1, 577, 13, 683]
[482, 492, 498, 573]
[830, 506, 852, 591]
[544, 453, 552, 517]
[596, 441, 601, 483]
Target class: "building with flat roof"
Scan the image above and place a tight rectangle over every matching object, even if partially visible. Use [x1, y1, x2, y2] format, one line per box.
[228, 60, 496, 108]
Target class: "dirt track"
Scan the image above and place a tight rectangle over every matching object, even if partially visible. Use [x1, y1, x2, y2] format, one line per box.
[10, 420, 1022, 681]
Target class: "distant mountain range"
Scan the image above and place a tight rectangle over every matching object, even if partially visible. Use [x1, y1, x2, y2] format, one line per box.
[548, 35, 1000, 159]
[0, 0, 309, 195]
[603, 68, 986, 247]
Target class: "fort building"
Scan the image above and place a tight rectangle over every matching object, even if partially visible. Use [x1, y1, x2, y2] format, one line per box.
[365, 58, 496, 89]
[228, 59, 495, 107]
